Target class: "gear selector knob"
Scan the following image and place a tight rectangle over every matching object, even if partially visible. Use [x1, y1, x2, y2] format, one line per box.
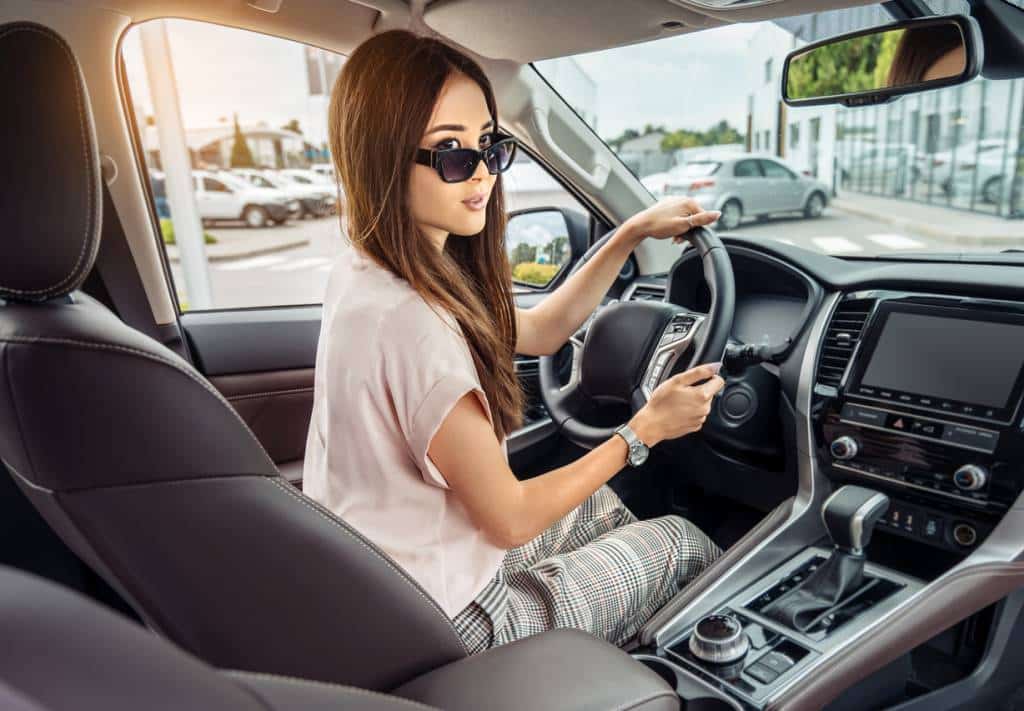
[822, 485, 890, 554]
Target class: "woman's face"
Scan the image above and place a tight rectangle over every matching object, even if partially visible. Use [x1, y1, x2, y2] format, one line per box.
[410, 72, 497, 251]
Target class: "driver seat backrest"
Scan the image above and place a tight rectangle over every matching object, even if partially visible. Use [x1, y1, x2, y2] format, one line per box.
[0, 21, 466, 691]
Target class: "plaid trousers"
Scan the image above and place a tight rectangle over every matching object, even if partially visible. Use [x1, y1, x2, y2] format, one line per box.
[451, 484, 722, 654]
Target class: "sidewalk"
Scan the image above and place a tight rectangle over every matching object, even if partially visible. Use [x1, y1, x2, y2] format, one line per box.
[164, 228, 309, 262]
[832, 192, 1022, 247]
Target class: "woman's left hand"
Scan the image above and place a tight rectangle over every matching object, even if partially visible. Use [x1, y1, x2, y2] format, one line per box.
[625, 197, 721, 245]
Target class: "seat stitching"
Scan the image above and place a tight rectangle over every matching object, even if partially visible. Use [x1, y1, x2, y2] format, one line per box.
[267, 477, 467, 652]
[224, 670, 438, 710]
[0, 335, 276, 470]
[226, 387, 314, 401]
[0, 25, 95, 298]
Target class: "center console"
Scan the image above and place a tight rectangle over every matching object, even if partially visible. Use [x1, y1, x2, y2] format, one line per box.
[632, 289, 1024, 711]
[640, 486, 921, 709]
[817, 293, 1024, 557]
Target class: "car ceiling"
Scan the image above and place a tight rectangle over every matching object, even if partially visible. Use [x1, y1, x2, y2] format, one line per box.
[80, 0, 881, 61]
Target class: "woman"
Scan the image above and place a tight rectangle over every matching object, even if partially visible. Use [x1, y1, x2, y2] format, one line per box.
[302, 29, 726, 654]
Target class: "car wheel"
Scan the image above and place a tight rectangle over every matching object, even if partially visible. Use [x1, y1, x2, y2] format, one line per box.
[720, 200, 742, 230]
[242, 205, 269, 228]
[982, 176, 1004, 205]
[803, 192, 825, 219]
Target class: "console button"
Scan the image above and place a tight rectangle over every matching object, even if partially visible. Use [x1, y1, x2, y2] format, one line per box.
[759, 652, 796, 674]
[922, 515, 944, 541]
[941, 425, 999, 453]
[910, 420, 943, 438]
[886, 414, 913, 431]
[746, 663, 779, 685]
[840, 404, 886, 426]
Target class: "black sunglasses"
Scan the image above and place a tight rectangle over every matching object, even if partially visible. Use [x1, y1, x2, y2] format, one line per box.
[415, 133, 518, 183]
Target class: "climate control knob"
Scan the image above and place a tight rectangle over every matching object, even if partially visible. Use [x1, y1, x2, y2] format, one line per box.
[830, 436, 859, 461]
[953, 464, 988, 492]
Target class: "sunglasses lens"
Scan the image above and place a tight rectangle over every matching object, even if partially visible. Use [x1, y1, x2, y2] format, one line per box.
[485, 141, 516, 174]
[438, 150, 479, 182]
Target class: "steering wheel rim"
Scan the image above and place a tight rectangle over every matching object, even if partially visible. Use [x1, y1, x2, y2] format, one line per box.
[538, 226, 735, 450]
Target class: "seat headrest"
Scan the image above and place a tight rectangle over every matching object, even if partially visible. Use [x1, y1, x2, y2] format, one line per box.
[0, 22, 101, 303]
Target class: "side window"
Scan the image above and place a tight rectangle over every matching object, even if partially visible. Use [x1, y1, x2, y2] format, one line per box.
[501, 150, 589, 288]
[122, 20, 345, 312]
[204, 177, 232, 193]
[760, 160, 795, 179]
[734, 160, 762, 178]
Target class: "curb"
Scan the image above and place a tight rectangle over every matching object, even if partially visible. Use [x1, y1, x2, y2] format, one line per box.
[165, 236, 310, 262]
[831, 199, 1021, 247]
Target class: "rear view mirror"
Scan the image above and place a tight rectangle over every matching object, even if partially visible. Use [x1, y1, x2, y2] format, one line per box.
[782, 15, 982, 107]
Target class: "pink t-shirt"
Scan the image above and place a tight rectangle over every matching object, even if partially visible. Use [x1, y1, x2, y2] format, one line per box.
[302, 244, 508, 617]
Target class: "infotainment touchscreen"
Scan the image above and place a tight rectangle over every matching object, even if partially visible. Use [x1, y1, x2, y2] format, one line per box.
[847, 303, 1024, 423]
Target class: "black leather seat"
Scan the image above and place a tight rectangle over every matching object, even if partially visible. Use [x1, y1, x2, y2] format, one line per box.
[0, 20, 676, 711]
[0, 564, 437, 711]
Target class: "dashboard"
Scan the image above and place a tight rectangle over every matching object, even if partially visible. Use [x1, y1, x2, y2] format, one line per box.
[617, 235, 1024, 564]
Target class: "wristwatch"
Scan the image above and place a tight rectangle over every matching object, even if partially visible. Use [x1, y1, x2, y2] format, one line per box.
[615, 424, 650, 467]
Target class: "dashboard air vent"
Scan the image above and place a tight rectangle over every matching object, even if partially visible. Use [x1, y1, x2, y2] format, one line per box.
[629, 284, 666, 302]
[817, 298, 875, 389]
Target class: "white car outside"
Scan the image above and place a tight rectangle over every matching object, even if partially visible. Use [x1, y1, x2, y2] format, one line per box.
[230, 169, 336, 218]
[192, 170, 299, 228]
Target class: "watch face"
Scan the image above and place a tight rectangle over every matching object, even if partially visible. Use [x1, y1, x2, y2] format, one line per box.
[629, 442, 649, 467]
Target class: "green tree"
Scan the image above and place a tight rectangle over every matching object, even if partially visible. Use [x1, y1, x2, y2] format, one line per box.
[787, 33, 891, 100]
[661, 120, 745, 152]
[546, 235, 569, 265]
[509, 242, 537, 267]
[229, 113, 256, 168]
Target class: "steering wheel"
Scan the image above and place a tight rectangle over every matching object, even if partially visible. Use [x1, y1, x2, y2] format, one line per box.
[538, 226, 735, 449]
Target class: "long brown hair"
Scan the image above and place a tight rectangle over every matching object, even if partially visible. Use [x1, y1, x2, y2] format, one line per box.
[887, 24, 964, 87]
[328, 29, 522, 440]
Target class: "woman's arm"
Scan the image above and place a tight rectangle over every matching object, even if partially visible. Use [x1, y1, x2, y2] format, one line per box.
[428, 363, 723, 548]
[514, 197, 720, 357]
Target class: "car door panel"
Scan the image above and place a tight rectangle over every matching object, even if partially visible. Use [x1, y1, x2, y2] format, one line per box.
[732, 159, 765, 214]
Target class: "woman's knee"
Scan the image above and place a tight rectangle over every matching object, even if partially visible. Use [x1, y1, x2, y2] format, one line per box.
[657, 515, 722, 572]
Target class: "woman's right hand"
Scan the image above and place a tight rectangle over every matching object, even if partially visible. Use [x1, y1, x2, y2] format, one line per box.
[628, 363, 725, 447]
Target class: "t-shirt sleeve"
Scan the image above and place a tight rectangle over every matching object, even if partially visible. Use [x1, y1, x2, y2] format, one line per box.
[381, 299, 493, 489]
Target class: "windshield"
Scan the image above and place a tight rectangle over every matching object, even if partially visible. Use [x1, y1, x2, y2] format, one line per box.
[534, 3, 1023, 258]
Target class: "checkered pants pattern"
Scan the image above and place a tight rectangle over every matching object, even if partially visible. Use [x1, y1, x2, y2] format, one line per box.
[451, 485, 722, 654]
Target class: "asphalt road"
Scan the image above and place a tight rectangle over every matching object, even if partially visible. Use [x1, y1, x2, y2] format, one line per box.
[168, 207, 979, 311]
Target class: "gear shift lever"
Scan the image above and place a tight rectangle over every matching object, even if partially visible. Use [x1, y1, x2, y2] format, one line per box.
[822, 485, 890, 554]
[762, 486, 889, 633]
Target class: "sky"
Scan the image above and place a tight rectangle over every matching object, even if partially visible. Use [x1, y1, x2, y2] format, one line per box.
[123, 19, 768, 148]
[123, 20, 322, 133]
[537, 23, 761, 141]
